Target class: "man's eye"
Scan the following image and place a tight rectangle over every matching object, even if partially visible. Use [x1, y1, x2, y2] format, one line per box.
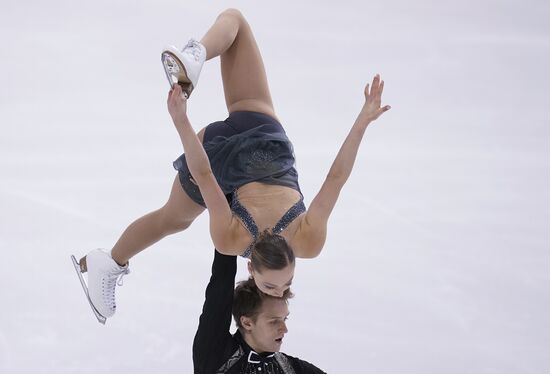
[265, 285, 274, 290]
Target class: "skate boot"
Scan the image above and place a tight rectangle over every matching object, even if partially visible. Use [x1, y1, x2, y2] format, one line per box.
[70, 249, 130, 324]
[161, 38, 207, 98]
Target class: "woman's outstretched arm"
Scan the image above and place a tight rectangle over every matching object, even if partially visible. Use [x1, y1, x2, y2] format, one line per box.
[293, 74, 391, 258]
[167, 85, 240, 252]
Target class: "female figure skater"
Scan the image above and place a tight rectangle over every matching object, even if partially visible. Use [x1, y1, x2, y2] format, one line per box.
[73, 8, 390, 323]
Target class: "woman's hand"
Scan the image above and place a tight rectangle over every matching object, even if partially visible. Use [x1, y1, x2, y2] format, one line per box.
[167, 84, 189, 126]
[359, 74, 391, 125]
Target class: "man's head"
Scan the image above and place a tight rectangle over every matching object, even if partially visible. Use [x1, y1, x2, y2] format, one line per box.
[233, 278, 293, 353]
[249, 231, 295, 297]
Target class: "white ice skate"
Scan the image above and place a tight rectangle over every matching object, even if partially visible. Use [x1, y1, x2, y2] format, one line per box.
[161, 38, 206, 98]
[70, 249, 130, 324]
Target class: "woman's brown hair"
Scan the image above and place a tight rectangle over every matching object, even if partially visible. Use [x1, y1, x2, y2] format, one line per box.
[250, 230, 295, 272]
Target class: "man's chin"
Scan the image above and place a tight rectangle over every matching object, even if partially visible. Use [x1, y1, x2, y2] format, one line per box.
[273, 338, 284, 351]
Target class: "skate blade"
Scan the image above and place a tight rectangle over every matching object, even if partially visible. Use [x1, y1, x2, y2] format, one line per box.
[70, 255, 107, 325]
[161, 51, 193, 98]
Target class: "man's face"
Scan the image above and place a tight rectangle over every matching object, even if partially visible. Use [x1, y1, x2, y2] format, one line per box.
[245, 297, 290, 353]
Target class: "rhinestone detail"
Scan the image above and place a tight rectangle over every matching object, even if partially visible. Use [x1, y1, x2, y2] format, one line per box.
[231, 194, 306, 258]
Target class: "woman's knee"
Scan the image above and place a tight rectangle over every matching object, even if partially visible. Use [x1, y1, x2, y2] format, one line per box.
[218, 8, 245, 25]
[158, 206, 194, 235]
[220, 8, 244, 19]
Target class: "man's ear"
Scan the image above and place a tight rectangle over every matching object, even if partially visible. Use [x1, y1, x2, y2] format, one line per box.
[240, 316, 254, 332]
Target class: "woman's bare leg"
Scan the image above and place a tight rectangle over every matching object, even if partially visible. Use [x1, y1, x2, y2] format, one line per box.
[110, 9, 271, 265]
[110, 176, 205, 265]
[200, 9, 277, 119]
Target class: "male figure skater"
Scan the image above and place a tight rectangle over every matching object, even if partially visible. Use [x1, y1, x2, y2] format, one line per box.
[193, 250, 326, 373]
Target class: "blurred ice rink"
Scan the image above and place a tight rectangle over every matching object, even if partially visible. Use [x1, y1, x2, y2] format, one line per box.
[1, 0, 548, 372]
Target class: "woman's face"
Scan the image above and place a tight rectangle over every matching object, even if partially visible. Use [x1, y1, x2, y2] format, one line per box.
[248, 262, 295, 297]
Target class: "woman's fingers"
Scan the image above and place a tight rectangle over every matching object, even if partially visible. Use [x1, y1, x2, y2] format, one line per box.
[168, 84, 187, 105]
[171, 84, 188, 101]
[365, 75, 385, 104]
[366, 74, 387, 99]
[372, 74, 380, 93]
[171, 84, 179, 98]
[366, 74, 381, 93]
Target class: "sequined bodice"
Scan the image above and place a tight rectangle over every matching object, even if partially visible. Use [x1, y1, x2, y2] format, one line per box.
[231, 195, 306, 258]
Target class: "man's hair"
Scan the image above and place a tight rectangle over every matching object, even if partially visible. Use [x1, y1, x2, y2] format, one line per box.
[232, 278, 294, 329]
[251, 230, 295, 273]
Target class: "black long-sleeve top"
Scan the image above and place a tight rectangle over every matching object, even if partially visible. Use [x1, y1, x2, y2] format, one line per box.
[193, 250, 326, 374]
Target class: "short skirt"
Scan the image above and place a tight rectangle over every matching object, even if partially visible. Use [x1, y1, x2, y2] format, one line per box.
[173, 111, 300, 207]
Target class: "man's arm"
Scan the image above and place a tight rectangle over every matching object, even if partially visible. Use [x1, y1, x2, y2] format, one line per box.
[193, 250, 239, 373]
[298, 360, 327, 374]
[286, 356, 327, 374]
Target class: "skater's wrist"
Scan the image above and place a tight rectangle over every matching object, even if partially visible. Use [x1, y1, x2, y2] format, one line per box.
[353, 110, 372, 131]
[358, 106, 375, 126]
[178, 116, 191, 127]
[173, 114, 191, 130]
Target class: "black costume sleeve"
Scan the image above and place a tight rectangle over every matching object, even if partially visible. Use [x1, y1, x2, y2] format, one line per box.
[300, 360, 327, 374]
[193, 250, 239, 374]
[291, 357, 327, 374]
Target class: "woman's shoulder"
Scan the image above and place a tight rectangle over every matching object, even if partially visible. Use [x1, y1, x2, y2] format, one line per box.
[289, 213, 326, 259]
[215, 214, 255, 257]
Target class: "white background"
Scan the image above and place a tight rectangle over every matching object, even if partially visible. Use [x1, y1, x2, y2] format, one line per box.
[1, 0, 549, 373]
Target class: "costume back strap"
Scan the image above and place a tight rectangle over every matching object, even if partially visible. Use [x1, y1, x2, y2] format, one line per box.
[272, 198, 306, 234]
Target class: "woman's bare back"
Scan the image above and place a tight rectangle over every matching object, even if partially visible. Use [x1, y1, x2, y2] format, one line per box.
[232, 182, 305, 250]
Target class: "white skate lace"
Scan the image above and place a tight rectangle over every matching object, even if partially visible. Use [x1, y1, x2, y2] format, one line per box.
[182, 39, 202, 61]
[102, 266, 130, 311]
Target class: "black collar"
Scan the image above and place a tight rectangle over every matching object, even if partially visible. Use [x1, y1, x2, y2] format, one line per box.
[233, 330, 276, 359]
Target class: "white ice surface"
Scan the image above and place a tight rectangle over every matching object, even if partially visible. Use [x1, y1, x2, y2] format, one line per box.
[1, 0, 549, 373]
